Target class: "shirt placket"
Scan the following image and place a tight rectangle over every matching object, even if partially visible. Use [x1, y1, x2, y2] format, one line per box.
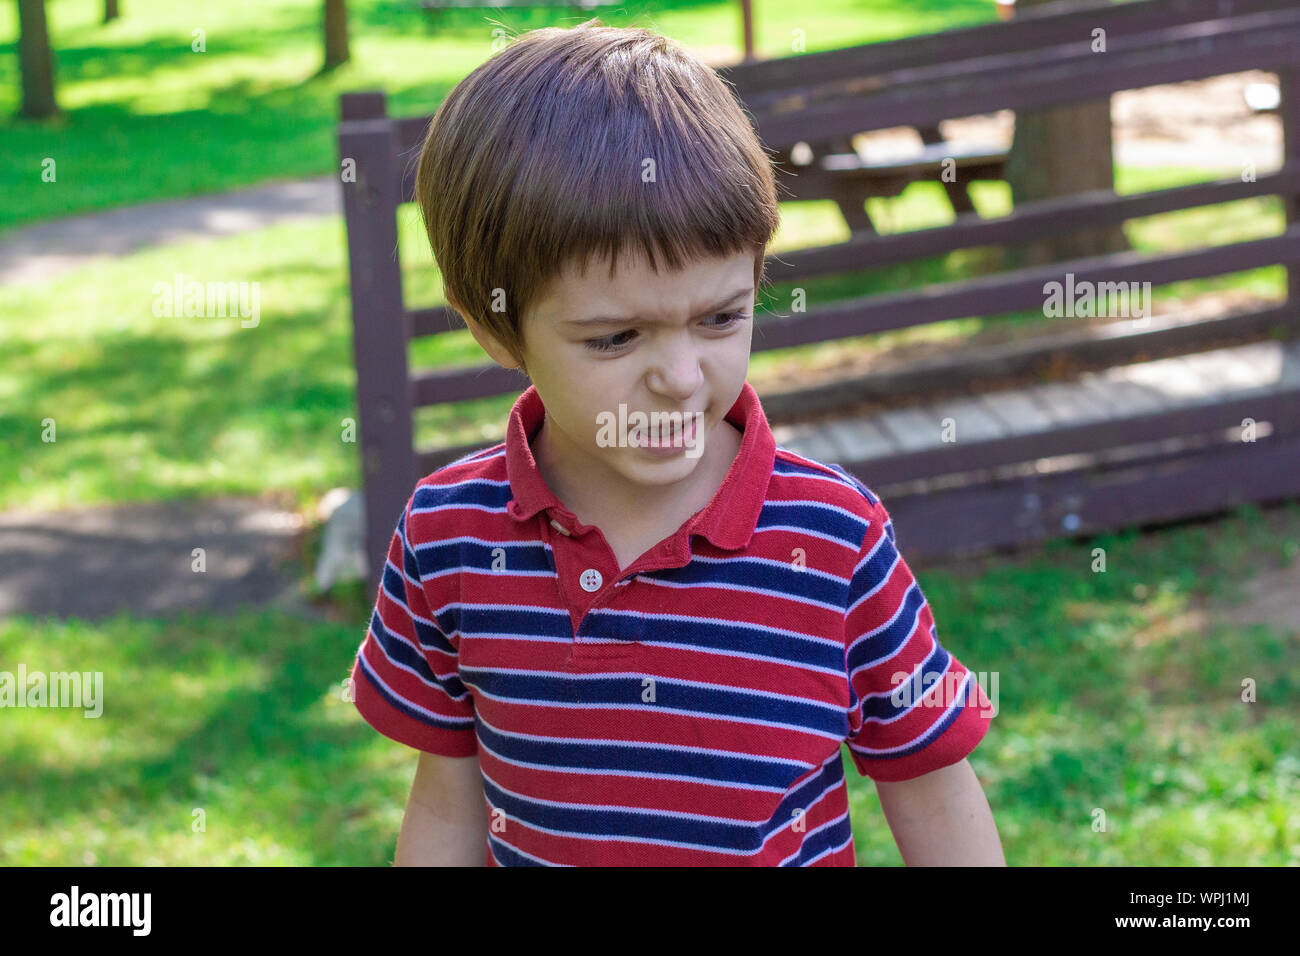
[541, 511, 681, 657]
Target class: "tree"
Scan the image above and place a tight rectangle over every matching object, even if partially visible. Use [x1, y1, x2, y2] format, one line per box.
[322, 0, 350, 73]
[1003, 0, 1130, 268]
[17, 0, 59, 119]
[104, 0, 120, 23]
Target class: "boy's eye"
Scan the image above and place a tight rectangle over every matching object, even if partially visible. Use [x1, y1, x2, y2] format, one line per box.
[583, 310, 748, 353]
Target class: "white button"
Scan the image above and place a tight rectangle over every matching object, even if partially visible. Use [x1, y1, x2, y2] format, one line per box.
[579, 568, 603, 592]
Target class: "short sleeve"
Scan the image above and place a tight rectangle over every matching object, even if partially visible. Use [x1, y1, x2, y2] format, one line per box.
[842, 497, 993, 782]
[349, 489, 477, 756]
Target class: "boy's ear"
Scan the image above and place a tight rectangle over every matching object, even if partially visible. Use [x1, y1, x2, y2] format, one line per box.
[461, 312, 525, 373]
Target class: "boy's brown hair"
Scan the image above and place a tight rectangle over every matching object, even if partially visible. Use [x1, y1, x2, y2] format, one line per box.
[413, 19, 782, 377]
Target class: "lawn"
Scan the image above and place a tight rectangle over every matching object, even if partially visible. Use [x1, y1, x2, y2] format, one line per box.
[3, 500, 1296, 865]
[0, 0, 1005, 232]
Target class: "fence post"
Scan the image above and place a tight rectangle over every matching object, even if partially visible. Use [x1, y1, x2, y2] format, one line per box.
[1281, 69, 1300, 322]
[339, 91, 418, 597]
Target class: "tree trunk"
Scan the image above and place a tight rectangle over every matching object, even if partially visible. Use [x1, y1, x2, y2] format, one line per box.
[1003, 0, 1130, 269]
[322, 0, 350, 72]
[739, 0, 755, 61]
[104, 0, 120, 23]
[17, 0, 59, 120]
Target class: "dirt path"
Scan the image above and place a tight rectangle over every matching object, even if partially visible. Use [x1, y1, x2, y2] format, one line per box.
[0, 177, 338, 286]
[0, 494, 319, 621]
[859, 68, 1282, 170]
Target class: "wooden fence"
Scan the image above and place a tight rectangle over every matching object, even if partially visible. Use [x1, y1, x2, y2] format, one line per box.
[338, 0, 1300, 588]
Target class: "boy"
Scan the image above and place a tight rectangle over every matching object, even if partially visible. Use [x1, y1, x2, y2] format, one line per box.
[349, 20, 1004, 866]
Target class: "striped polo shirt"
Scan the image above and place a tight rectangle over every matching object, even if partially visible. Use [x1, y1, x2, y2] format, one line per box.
[350, 381, 994, 866]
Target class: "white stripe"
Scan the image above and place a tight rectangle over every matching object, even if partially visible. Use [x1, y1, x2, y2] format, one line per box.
[378, 560, 445, 635]
[441, 447, 506, 468]
[408, 502, 511, 520]
[789, 829, 854, 867]
[475, 727, 804, 794]
[777, 810, 852, 866]
[845, 582, 923, 680]
[849, 672, 971, 750]
[773, 450, 859, 485]
[762, 497, 869, 528]
[486, 833, 567, 867]
[847, 550, 901, 617]
[590, 606, 842, 654]
[356, 649, 474, 715]
[751, 522, 863, 552]
[472, 709, 814, 790]
[480, 764, 848, 858]
[772, 461, 861, 494]
[434, 601, 569, 623]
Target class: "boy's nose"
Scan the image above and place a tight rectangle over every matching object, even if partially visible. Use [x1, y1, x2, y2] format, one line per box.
[645, 343, 704, 396]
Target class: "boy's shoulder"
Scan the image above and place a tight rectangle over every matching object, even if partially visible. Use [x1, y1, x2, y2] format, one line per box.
[769, 446, 886, 542]
[401, 441, 512, 541]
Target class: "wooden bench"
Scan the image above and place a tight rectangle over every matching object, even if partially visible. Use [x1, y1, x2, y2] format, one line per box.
[773, 339, 1300, 561]
[339, 0, 1300, 589]
[715, 0, 1296, 233]
[785, 131, 1006, 231]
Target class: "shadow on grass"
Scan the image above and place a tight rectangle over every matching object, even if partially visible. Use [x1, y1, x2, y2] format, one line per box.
[0, 609, 399, 864]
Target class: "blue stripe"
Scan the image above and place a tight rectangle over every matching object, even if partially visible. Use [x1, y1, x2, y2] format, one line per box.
[642, 554, 850, 607]
[480, 752, 847, 854]
[579, 608, 843, 671]
[368, 607, 441, 686]
[474, 717, 812, 790]
[379, 561, 455, 654]
[460, 604, 572, 641]
[355, 651, 473, 730]
[826, 463, 880, 506]
[420, 537, 555, 575]
[462, 668, 846, 737]
[412, 477, 513, 512]
[755, 500, 864, 548]
[487, 834, 552, 866]
[845, 580, 927, 674]
[859, 643, 952, 722]
[781, 815, 854, 866]
[853, 675, 969, 761]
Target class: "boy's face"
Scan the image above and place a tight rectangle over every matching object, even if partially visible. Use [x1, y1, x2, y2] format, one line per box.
[463, 248, 757, 505]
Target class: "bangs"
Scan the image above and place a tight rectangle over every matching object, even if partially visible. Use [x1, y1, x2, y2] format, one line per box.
[415, 21, 781, 366]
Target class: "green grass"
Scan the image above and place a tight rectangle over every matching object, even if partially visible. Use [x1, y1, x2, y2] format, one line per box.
[3, 500, 1296, 865]
[0, 0, 1002, 232]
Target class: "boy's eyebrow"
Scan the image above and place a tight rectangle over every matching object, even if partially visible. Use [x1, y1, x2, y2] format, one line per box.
[564, 286, 754, 327]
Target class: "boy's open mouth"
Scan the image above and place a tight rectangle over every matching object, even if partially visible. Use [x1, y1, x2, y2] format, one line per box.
[634, 415, 699, 448]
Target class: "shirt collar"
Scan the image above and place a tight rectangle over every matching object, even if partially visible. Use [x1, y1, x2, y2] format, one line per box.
[505, 381, 775, 552]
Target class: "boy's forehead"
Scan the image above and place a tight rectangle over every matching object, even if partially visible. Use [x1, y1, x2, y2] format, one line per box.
[542, 249, 754, 321]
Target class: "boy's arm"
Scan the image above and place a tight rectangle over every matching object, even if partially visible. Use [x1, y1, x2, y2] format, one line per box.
[394, 751, 489, 866]
[874, 758, 1005, 866]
